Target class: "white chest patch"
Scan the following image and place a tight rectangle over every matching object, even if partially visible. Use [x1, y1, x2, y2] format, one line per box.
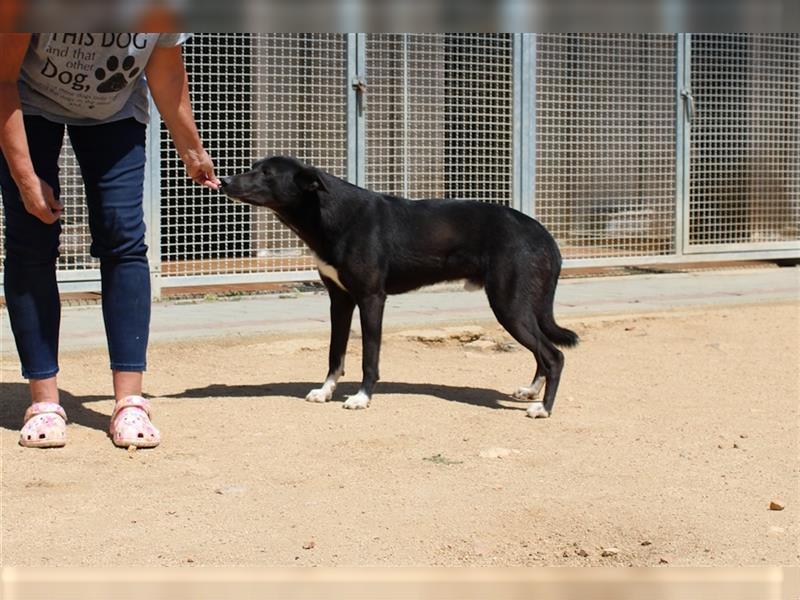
[312, 253, 347, 291]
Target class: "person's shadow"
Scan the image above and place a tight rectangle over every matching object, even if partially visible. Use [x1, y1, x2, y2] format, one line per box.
[163, 381, 525, 411]
[0, 383, 114, 433]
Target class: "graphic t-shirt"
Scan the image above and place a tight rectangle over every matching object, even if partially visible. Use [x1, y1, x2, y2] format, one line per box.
[18, 33, 191, 125]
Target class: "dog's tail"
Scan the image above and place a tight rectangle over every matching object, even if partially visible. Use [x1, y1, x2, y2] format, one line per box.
[540, 262, 579, 348]
[541, 315, 579, 348]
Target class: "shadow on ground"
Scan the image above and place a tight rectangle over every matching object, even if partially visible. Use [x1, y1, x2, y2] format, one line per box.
[0, 378, 528, 435]
[0, 383, 113, 434]
[164, 381, 527, 411]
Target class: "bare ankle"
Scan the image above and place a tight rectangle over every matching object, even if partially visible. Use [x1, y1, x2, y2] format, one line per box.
[29, 377, 59, 405]
[112, 370, 144, 402]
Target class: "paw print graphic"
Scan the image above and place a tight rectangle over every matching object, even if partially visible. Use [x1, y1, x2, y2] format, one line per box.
[94, 56, 140, 94]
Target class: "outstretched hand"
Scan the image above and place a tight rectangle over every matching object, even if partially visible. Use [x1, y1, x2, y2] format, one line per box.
[181, 148, 220, 190]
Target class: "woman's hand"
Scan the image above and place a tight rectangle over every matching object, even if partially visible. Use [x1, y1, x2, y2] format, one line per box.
[181, 148, 220, 190]
[19, 175, 63, 224]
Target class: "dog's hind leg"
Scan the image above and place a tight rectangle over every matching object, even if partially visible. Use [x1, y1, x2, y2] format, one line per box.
[306, 283, 356, 403]
[512, 364, 546, 401]
[505, 317, 563, 418]
[343, 293, 386, 410]
[486, 286, 564, 418]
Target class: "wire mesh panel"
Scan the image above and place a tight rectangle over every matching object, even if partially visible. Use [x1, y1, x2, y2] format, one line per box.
[56, 141, 97, 271]
[159, 33, 347, 280]
[5, 34, 800, 296]
[689, 34, 800, 249]
[535, 34, 677, 260]
[365, 34, 513, 203]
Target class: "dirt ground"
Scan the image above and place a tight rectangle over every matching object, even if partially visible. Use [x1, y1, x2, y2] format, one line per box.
[1, 300, 798, 567]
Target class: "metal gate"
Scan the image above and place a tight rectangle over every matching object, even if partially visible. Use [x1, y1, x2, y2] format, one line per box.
[685, 33, 800, 255]
[535, 34, 678, 265]
[1, 33, 798, 297]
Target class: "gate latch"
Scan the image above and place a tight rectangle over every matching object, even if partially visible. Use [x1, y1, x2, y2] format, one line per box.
[352, 77, 367, 114]
[681, 88, 695, 124]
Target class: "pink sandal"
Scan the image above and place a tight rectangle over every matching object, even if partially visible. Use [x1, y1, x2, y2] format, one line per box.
[109, 396, 161, 448]
[19, 402, 67, 448]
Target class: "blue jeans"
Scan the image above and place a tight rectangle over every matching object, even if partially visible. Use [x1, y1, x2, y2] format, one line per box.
[1, 116, 151, 379]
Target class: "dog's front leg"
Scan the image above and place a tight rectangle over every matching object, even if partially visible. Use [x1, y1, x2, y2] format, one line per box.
[343, 293, 386, 410]
[306, 285, 356, 403]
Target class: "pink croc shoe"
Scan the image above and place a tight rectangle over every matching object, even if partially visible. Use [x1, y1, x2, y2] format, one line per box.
[109, 395, 161, 448]
[20, 402, 67, 448]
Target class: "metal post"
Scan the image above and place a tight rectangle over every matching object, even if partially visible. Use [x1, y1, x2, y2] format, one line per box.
[402, 33, 410, 198]
[675, 33, 691, 257]
[144, 99, 162, 299]
[347, 33, 367, 187]
[513, 33, 536, 217]
[524, 33, 536, 218]
[512, 34, 522, 212]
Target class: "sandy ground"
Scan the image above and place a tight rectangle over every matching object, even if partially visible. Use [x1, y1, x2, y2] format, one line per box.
[1, 300, 798, 567]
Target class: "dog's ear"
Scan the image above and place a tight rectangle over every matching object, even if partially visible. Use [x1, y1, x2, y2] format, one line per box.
[294, 167, 330, 195]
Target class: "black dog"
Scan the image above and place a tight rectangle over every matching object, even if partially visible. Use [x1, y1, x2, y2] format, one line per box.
[221, 156, 578, 418]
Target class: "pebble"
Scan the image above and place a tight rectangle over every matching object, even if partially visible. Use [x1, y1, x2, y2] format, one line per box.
[479, 447, 518, 459]
[302, 540, 316, 550]
[601, 547, 619, 557]
[576, 548, 589, 557]
[215, 484, 248, 496]
[769, 500, 785, 511]
[641, 540, 652, 546]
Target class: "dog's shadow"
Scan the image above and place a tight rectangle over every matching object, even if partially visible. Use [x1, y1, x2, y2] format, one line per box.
[0, 380, 525, 433]
[0, 383, 112, 433]
[165, 381, 525, 411]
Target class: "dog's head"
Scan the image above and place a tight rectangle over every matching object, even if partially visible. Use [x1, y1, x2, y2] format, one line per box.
[220, 156, 329, 209]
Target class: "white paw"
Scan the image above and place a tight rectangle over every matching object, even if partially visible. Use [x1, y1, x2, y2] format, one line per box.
[514, 376, 545, 400]
[526, 401, 550, 419]
[513, 386, 539, 400]
[305, 388, 331, 403]
[343, 392, 370, 410]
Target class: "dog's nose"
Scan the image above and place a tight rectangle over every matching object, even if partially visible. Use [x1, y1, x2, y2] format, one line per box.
[219, 176, 231, 188]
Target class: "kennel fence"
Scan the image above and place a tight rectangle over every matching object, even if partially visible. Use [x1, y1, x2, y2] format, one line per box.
[0, 33, 797, 296]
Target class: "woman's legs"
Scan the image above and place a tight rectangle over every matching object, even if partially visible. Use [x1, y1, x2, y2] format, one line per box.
[1, 116, 65, 406]
[4, 116, 154, 446]
[67, 118, 150, 402]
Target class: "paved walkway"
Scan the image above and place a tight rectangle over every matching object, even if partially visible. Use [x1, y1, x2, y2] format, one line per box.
[1, 266, 798, 355]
